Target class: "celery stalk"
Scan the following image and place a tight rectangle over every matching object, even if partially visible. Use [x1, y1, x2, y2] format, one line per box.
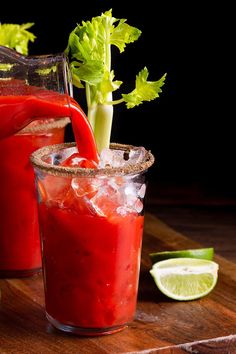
[66, 9, 166, 153]
[91, 103, 114, 153]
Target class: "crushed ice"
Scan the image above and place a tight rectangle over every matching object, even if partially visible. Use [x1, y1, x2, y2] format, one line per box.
[98, 146, 146, 169]
[44, 147, 146, 217]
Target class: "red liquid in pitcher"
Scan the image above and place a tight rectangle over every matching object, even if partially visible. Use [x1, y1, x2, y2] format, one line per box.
[0, 79, 97, 276]
[0, 124, 66, 276]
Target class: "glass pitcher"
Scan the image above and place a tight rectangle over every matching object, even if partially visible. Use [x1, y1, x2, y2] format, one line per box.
[0, 45, 73, 138]
[0, 45, 73, 277]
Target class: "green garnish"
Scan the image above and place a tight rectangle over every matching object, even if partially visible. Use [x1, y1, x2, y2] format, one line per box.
[0, 23, 36, 55]
[122, 67, 166, 109]
[66, 9, 166, 153]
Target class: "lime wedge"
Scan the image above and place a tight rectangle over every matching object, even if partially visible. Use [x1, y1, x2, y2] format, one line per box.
[149, 247, 214, 263]
[150, 258, 219, 301]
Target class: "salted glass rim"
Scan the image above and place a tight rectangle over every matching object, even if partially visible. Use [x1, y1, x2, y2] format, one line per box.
[30, 142, 155, 177]
[18, 117, 70, 134]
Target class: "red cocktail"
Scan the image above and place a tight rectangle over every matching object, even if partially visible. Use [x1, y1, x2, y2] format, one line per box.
[31, 143, 154, 335]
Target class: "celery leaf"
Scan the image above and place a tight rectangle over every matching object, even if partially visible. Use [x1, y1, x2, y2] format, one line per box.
[122, 67, 166, 108]
[71, 60, 104, 86]
[98, 70, 123, 102]
[110, 20, 141, 53]
[0, 23, 36, 55]
[66, 9, 141, 94]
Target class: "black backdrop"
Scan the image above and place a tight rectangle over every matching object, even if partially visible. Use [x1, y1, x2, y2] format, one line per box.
[1, 1, 234, 200]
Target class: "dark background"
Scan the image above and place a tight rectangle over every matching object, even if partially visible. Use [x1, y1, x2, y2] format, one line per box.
[1, 1, 233, 203]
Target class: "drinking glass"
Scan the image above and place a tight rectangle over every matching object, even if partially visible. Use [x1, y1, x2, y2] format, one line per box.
[31, 142, 154, 335]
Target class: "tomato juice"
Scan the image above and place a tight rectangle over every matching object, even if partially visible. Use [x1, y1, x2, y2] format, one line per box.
[39, 200, 144, 333]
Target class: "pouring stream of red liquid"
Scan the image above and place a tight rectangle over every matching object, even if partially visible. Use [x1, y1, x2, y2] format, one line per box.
[0, 80, 99, 163]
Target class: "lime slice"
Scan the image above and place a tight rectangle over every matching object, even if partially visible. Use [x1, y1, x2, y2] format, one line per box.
[149, 247, 214, 263]
[150, 258, 219, 301]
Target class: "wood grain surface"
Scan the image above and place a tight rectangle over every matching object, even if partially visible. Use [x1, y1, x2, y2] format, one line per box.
[0, 213, 236, 354]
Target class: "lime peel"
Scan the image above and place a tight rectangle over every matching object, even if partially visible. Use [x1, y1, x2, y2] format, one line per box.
[149, 247, 214, 263]
[150, 258, 219, 301]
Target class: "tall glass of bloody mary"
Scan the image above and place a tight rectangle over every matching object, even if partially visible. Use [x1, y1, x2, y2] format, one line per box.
[31, 142, 154, 335]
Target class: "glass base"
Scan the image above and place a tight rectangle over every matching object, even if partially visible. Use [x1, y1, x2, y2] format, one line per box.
[0, 267, 42, 278]
[46, 312, 127, 336]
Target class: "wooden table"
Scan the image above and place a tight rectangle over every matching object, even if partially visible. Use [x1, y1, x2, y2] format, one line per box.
[1, 213, 236, 353]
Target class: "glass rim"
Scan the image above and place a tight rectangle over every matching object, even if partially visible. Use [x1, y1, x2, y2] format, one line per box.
[30, 142, 155, 177]
[0, 45, 68, 66]
[18, 117, 70, 134]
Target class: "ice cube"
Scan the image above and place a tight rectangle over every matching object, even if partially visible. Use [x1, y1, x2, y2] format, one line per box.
[58, 147, 78, 164]
[99, 148, 126, 168]
[124, 191, 143, 214]
[117, 180, 144, 215]
[71, 177, 102, 198]
[89, 180, 122, 217]
[116, 198, 143, 216]
[41, 175, 71, 205]
[124, 188, 137, 207]
[122, 181, 143, 200]
[98, 148, 113, 168]
[134, 199, 143, 213]
[69, 177, 106, 215]
[138, 184, 146, 199]
[126, 147, 146, 165]
[99, 146, 146, 169]
[116, 206, 132, 216]
[62, 188, 104, 216]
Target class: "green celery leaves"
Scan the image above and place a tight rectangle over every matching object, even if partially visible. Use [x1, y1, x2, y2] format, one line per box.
[0, 23, 36, 55]
[123, 68, 167, 108]
[66, 9, 142, 102]
[66, 9, 166, 151]
[110, 19, 141, 53]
